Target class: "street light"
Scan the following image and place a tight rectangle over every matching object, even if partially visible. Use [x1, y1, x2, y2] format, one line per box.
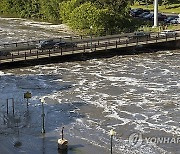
[40, 98, 45, 134]
[109, 129, 115, 154]
[90, 26, 93, 51]
[153, 0, 158, 27]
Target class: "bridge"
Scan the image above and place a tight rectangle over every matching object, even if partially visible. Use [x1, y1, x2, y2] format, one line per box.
[0, 32, 180, 66]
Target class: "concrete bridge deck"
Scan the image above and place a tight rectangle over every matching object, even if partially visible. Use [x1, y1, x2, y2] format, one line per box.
[0, 33, 180, 67]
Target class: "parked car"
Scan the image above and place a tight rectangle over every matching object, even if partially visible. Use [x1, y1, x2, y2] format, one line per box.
[130, 8, 144, 17]
[170, 18, 180, 24]
[144, 13, 154, 20]
[37, 39, 56, 50]
[164, 16, 179, 23]
[151, 13, 167, 21]
[138, 12, 150, 18]
[54, 41, 77, 48]
[128, 31, 150, 39]
[158, 13, 167, 21]
[137, 9, 150, 17]
[159, 30, 177, 37]
[0, 51, 11, 56]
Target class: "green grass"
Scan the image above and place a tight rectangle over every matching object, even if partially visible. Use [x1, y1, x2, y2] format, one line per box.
[131, 2, 180, 14]
[138, 24, 180, 32]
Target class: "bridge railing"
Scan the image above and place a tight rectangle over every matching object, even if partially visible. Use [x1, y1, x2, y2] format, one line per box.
[0, 33, 179, 63]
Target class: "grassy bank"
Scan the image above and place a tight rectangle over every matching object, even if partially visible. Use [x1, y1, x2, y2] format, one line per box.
[131, 2, 180, 14]
[138, 24, 180, 32]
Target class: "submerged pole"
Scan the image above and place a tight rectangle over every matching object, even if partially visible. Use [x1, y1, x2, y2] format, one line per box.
[41, 100, 45, 134]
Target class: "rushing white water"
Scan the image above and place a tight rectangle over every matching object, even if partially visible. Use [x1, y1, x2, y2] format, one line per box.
[0, 17, 180, 154]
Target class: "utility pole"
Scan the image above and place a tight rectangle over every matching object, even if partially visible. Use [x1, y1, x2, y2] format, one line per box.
[154, 0, 158, 27]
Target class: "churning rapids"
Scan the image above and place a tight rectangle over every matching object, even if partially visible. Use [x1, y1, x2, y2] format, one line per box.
[0, 17, 180, 154]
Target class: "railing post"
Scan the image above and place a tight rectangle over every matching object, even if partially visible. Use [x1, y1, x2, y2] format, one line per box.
[116, 41, 117, 48]
[166, 34, 167, 41]
[105, 42, 107, 51]
[98, 40, 100, 45]
[61, 48, 62, 55]
[126, 40, 128, 47]
[156, 36, 158, 43]
[119, 37, 120, 42]
[146, 36, 148, 44]
[136, 38, 138, 45]
[175, 33, 177, 40]
[94, 43, 96, 51]
[49, 50, 51, 57]
[37, 50, 39, 59]
[83, 45, 85, 52]
[25, 52, 26, 60]
[11, 53, 14, 62]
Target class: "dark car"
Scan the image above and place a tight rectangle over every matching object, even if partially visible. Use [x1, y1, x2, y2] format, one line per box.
[144, 13, 154, 20]
[128, 31, 150, 40]
[164, 16, 179, 23]
[152, 13, 167, 21]
[130, 8, 144, 17]
[158, 14, 167, 21]
[37, 39, 56, 50]
[0, 51, 11, 56]
[54, 42, 77, 48]
[138, 12, 150, 18]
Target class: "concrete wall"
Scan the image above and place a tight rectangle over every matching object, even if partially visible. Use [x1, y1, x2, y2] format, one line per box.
[145, 39, 180, 50]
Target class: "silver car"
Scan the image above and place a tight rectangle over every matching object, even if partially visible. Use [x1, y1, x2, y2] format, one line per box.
[159, 30, 177, 37]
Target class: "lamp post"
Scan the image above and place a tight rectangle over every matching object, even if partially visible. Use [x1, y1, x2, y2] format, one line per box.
[109, 129, 115, 154]
[153, 0, 158, 27]
[40, 98, 45, 134]
[90, 26, 93, 51]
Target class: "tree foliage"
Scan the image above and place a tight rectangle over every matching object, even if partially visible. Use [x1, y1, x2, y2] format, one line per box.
[59, 0, 133, 35]
[0, 0, 142, 35]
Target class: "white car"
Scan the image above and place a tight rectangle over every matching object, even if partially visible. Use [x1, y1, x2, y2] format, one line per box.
[170, 18, 180, 24]
[159, 30, 177, 37]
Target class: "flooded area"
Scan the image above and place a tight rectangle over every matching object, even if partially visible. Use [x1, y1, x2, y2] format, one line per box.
[0, 17, 180, 154]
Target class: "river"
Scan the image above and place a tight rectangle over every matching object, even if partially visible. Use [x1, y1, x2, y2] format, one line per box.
[0, 17, 180, 154]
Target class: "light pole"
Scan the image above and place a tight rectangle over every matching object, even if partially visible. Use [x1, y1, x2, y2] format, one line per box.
[153, 0, 158, 27]
[90, 26, 93, 51]
[40, 98, 45, 134]
[109, 129, 115, 154]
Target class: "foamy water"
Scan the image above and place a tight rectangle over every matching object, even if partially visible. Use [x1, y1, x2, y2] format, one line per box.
[0, 17, 180, 154]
